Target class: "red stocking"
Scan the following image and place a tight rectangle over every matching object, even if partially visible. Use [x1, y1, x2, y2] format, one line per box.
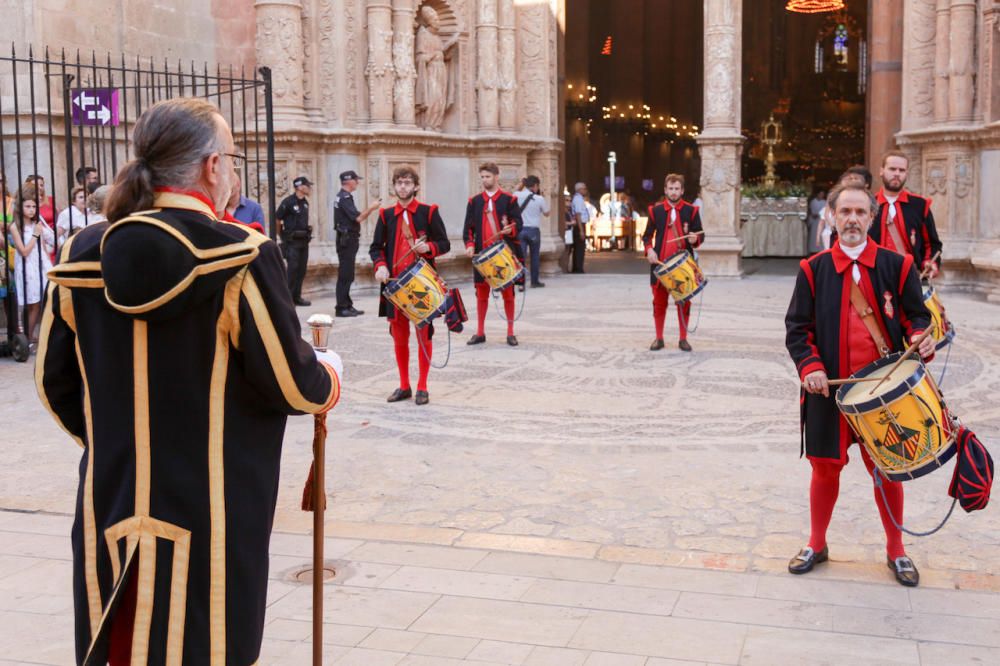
[859, 447, 906, 559]
[390, 318, 411, 390]
[808, 458, 843, 552]
[475, 282, 490, 336]
[651, 284, 668, 339]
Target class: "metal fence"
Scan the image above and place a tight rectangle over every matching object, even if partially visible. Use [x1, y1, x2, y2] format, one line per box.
[1, 45, 275, 359]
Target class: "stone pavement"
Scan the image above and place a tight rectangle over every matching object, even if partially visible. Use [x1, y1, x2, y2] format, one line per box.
[1, 256, 999, 664]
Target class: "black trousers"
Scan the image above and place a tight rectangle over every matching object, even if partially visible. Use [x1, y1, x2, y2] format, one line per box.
[284, 241, 309, 300]
[571, 224, 586, 273]
[336, 234, 359, 311]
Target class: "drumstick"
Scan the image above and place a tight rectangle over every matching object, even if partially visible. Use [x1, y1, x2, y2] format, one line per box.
[920, 251, 942, 279]
[799, 376, 884, 390]
[394, 234, 428, 266]
[867, 327, 934, 396]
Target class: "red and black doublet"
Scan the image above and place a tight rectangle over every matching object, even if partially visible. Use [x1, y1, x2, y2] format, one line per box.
[642, 199, 704, 341]
[873, 188, 942, 273]
[785, 242, 931, 557]
[36, 191, 340, 665]
[462, 190, 524, 336]
[369, 199, 451, 391]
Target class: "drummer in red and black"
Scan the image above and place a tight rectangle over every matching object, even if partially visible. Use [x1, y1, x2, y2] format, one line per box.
[873, 151, 942, 278]
[370, 165, 450, 406]
[462, 161, 524, 347]
[785, 182, 935, 587]
[643, 173, 704, 352]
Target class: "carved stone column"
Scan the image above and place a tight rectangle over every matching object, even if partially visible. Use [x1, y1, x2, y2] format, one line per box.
[392, 0, 417, 125]
[696, 0, 744, 277]
[948, 0, 976, 122]
[366, 0, 395, 125]
[477, 0, 500, 131]
[255, 0, 307, 120]
[498, 0, 517, 131]
[933, 0, 951, 123]
[866, 0, 903, 166]
[901, 0, 936, 132]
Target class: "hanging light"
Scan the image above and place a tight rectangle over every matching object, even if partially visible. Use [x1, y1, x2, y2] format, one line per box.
[785, 0, 845, 13]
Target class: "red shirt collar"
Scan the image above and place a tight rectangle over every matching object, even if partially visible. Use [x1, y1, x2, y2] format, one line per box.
[831, 240, 878, 274]
[666, 198, 684, 211]
[875, 188, 910, 205]
[482, 189, 502, 203]
[394, 199, 420, 216]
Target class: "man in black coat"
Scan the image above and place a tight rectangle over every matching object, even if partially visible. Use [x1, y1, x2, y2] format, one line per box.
[36, 98, 343, 665]
[785, 182, 934, 588]
[370, 165, 450, 405]
[873, 151, 943, 278]
[462, 161, 524, 346]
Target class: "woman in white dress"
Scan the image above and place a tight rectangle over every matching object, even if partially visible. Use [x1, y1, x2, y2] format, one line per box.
[9, 188, 54, 346]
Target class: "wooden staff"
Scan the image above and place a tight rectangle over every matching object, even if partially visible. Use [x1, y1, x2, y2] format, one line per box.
[868, 327, 934, 396]
[303, 315, 334, 666]
[920, 251, 942, 279]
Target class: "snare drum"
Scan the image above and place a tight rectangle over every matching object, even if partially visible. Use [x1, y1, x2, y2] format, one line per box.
[384, 258, 449, 326]
[472, 240, 524, 290]
[922, 283, 956, 351]
[653, 251, 707, 303]
[836, 353, 957, 482]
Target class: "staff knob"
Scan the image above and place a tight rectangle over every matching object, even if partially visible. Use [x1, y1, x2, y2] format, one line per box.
[306, 313, 333, 351]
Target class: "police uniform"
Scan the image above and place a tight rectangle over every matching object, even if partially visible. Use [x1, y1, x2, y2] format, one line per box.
[275, 176, 312, 304]
[36, 189, 342, 664]
[334, 170, 365, 316]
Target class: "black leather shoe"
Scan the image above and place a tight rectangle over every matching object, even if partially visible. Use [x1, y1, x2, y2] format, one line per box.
[678, 339, 692, 352]
[335, 309, 356, 317]
[387, 388, 412, 403]
[348, 307, 365, 316]
[467, 335, 486, 345]
[887, 556, 919, 587]
[649, 338, 665, 351]
[531, 282, 546, 288]
[788, 546, 828, 574]
[294, 298, 312, 306]
[415, 390, 429, 405]
[507, 335, 518, 346]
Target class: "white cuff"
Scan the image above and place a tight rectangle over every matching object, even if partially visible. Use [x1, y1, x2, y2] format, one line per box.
[314, 349, 344, 382]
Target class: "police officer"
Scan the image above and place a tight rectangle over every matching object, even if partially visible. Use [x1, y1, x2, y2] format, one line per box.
[334, 169, 380, 317]
[276, 175, 313, 306]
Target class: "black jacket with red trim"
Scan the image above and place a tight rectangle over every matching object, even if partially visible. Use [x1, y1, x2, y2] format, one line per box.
[462, 191, 523, 282]
[873, 188, 942, 271]
[785, 242, 931, 461]
[642, 200, 704, 285]
[369, 200, 451, 318]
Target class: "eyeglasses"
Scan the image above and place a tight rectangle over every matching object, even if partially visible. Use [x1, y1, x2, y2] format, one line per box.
[223, 152, 246, 169]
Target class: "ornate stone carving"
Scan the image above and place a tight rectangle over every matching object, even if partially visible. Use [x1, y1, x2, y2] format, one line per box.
[702, 0, 740, 132]
[948, 0, 976, 122]
[255, 1, 306, 109]
[476, 0, 500, 130]
[516, 3, 547, 133]
[392, 0, 418, 125]
[955, 154, 974, 199]
[414, 4, 459, 130]
[366, 0, 396, 123]
[933, 0, 950, 123]
[902, 0, 935, 128]
[497, 0, 517, 130]
[301, 0, 315, 107]
[368, 158, 383, 199]
[926, 158, 948, 195]
[345, 0, 361, 119]
[318, 0, 338, 119]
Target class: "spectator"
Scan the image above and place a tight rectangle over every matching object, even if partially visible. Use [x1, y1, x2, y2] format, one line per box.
[570, 182, 590, 273]
[55, 186, 94, 240]
[86, 185, 110, 224]
[841, 165, 873, 190]
[9, 185, 54, 349]
[515, 175, 550, 288]
[807, 189, 826, 254]
[226, 173, 266, 233]
[75, 166, 99, 189]
[24, 175, 55, 224]
[559, 193, 573, 273]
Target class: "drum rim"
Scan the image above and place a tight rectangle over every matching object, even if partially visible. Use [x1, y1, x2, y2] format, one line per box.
[673, 278, 706, 303]
[472, 240, 508, 263]
[661, 250, 693, 271]
[933, 326, 956, 351]
[879, 436, 958, 482]
[835, 352, 927, 413]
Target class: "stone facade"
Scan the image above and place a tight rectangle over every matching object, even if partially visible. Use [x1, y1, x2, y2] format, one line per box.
[897, 0, 1000, 301]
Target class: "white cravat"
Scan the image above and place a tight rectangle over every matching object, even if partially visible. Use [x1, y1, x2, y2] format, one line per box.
[840, 240, 868, 283]
[669, 206, 677, 223]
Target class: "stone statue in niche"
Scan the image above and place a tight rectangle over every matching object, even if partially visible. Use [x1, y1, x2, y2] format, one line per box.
[415, 5, 459, 131]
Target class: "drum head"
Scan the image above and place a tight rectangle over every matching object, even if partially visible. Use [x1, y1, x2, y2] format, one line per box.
[838, 357, 922, 406]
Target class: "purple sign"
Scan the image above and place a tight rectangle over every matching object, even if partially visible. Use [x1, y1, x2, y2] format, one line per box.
[71, 88, 120, 126]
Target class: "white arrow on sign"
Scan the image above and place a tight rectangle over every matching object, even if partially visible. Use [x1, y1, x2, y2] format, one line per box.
[86, 106, 112, 125]
[74, 91, 97, 110]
